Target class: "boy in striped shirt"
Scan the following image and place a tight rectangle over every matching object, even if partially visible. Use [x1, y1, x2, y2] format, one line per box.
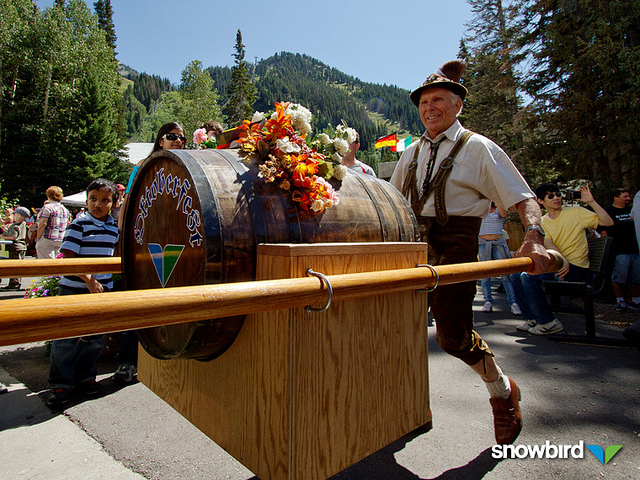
[47, 179, 120, 408]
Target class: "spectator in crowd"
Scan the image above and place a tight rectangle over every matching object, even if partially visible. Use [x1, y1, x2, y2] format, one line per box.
[125, 122, 185, 196]
[600, 188, 640, 311]
[47, 179, 120, 407]
[341, 133, 376, 176]
[0, 206, 30, 290]
[478, 203, 521, 315]
[202, 120, 224, 141]
[35, 186, 70, 259]
[110, 184, 126, 228]
[1, 207, 13, 233]
[511, 184, 613, 335]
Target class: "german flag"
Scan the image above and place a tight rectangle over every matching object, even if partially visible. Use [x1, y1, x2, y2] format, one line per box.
[374, 133, 397, 149]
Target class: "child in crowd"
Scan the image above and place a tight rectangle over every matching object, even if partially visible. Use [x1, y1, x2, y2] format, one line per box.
[0, 206, 30, 290]
[47, 179, 120, 407]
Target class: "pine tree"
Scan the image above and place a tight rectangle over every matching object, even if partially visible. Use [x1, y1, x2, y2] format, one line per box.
[94, 0, 117, 52]
[461, 0, 523, 161]
[517, 0, 640, 192]
[223, 30, 256, 127]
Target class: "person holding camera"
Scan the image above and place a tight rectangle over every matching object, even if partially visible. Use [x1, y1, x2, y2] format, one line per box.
[510, 183, 613, 335]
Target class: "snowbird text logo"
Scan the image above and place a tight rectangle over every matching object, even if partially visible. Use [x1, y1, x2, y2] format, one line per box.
[492, 441, 622, 463]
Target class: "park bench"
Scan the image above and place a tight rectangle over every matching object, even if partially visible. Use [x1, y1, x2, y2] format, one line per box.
[542, 236, 625, 345]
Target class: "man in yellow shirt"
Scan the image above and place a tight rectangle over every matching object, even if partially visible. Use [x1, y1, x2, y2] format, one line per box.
[511, 183, 613, 335]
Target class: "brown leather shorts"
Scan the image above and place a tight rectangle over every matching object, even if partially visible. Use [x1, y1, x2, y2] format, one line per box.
[418, 216, 493, 366]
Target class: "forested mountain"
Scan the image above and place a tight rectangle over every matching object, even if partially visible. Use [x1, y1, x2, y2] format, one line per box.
[120, 70, 175, 138]
[206, 52, 422, 150]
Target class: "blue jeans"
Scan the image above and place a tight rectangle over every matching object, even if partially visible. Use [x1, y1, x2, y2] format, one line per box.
[478, 239, 517, 305]
[48, 286, 105, 390]
[116, 331, 139, 366]
[510, 264, 589, 324]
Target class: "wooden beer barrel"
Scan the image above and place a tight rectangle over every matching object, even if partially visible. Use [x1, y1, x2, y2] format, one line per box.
[121, 148, 418, 360]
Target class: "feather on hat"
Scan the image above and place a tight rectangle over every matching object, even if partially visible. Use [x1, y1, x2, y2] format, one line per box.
[410, 60, 468, 106]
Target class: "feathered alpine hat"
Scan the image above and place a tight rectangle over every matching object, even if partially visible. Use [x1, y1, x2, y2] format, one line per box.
[409, 60, 468, 106]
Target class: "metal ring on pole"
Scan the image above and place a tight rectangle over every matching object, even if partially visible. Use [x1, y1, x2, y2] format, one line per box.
[306, 268, 333, 313]
[416, 263, 439, 293]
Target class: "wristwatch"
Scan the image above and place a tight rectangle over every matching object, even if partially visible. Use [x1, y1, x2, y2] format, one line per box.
[525, 224, 545, 236]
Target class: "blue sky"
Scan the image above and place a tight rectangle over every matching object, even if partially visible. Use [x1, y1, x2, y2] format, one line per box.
[36, 0, 473, 91]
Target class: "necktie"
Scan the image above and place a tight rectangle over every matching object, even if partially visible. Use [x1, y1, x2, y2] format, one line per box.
[421, 138, 444, 198]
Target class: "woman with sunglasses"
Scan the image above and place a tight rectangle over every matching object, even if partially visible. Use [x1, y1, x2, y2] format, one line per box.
[124, 122, 186, 195]
[152, 122, 186, 152]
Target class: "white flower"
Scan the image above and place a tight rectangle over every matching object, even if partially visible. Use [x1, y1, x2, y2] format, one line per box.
[331, 152, 343, 163]
[296, 120, 312, 135]
[332, 164, 348, 180]
[344, 127, 357, 144]
[336, 124, 358, 144]
[333, 138, 349, 155]
[251, 111, 265, 123]
[287, 103, 313, 134]
[319, 133, 331, 145]
[276, 137, 301, 154]
[311, 199, 324, 212]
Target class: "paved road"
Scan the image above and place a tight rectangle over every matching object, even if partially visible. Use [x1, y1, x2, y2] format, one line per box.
[1, 278, 639, 479]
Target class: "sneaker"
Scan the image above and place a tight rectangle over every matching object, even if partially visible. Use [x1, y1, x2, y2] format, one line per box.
[47, 388, 70, 407]
[516, 319, 537, 332]
[627, 302, 640, 312]
[0, 382, 7, 394]
[528, 319, 564, 335]
[75, 380, 104, 396]
[482, 301, 493, 312]
[510, 303, 522, 315]
[113, 363, 137, 384]
[616, 301, 628, 312]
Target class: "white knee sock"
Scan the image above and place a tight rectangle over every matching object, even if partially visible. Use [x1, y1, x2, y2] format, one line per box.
[484, 366, 511, 399]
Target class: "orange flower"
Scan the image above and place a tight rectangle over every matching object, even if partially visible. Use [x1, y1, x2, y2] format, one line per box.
[292, 163, 312, 188]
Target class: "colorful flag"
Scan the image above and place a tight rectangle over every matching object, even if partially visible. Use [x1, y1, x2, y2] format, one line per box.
[375, 133, 397, 149]
[395, 135, 413, 152]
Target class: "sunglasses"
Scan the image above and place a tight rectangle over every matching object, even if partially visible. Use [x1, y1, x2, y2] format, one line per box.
[545, 192, 562, 200]
[163, 133, 186, 143]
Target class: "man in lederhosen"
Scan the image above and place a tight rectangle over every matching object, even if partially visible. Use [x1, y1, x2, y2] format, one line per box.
[390, 60, 551, 445]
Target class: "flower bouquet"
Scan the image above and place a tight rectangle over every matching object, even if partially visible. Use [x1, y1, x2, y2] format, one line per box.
[192, 128, 218, 149]
[237, 102, 352, 218]
[24, 275, 60, 298]
[309, 121, 359, 181]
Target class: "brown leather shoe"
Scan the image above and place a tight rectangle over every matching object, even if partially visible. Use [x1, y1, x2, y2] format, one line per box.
[489, 377, 522, 444]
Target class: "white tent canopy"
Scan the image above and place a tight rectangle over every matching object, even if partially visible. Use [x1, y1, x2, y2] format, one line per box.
[124, 142, 154, 165]
[60, 191, 89, 207]
[61, 142, 153, 207]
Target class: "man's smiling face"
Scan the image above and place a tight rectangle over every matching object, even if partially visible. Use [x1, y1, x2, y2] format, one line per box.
[418, 87, 462, 138]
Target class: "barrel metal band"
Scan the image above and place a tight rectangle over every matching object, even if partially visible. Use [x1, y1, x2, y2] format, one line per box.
[306, 268, 333, 313]
[416, 263, 439, 293]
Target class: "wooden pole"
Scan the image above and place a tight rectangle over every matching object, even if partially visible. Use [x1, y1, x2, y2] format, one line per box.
[0, 257, 121, 278]
[0, 252, 563, 347]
